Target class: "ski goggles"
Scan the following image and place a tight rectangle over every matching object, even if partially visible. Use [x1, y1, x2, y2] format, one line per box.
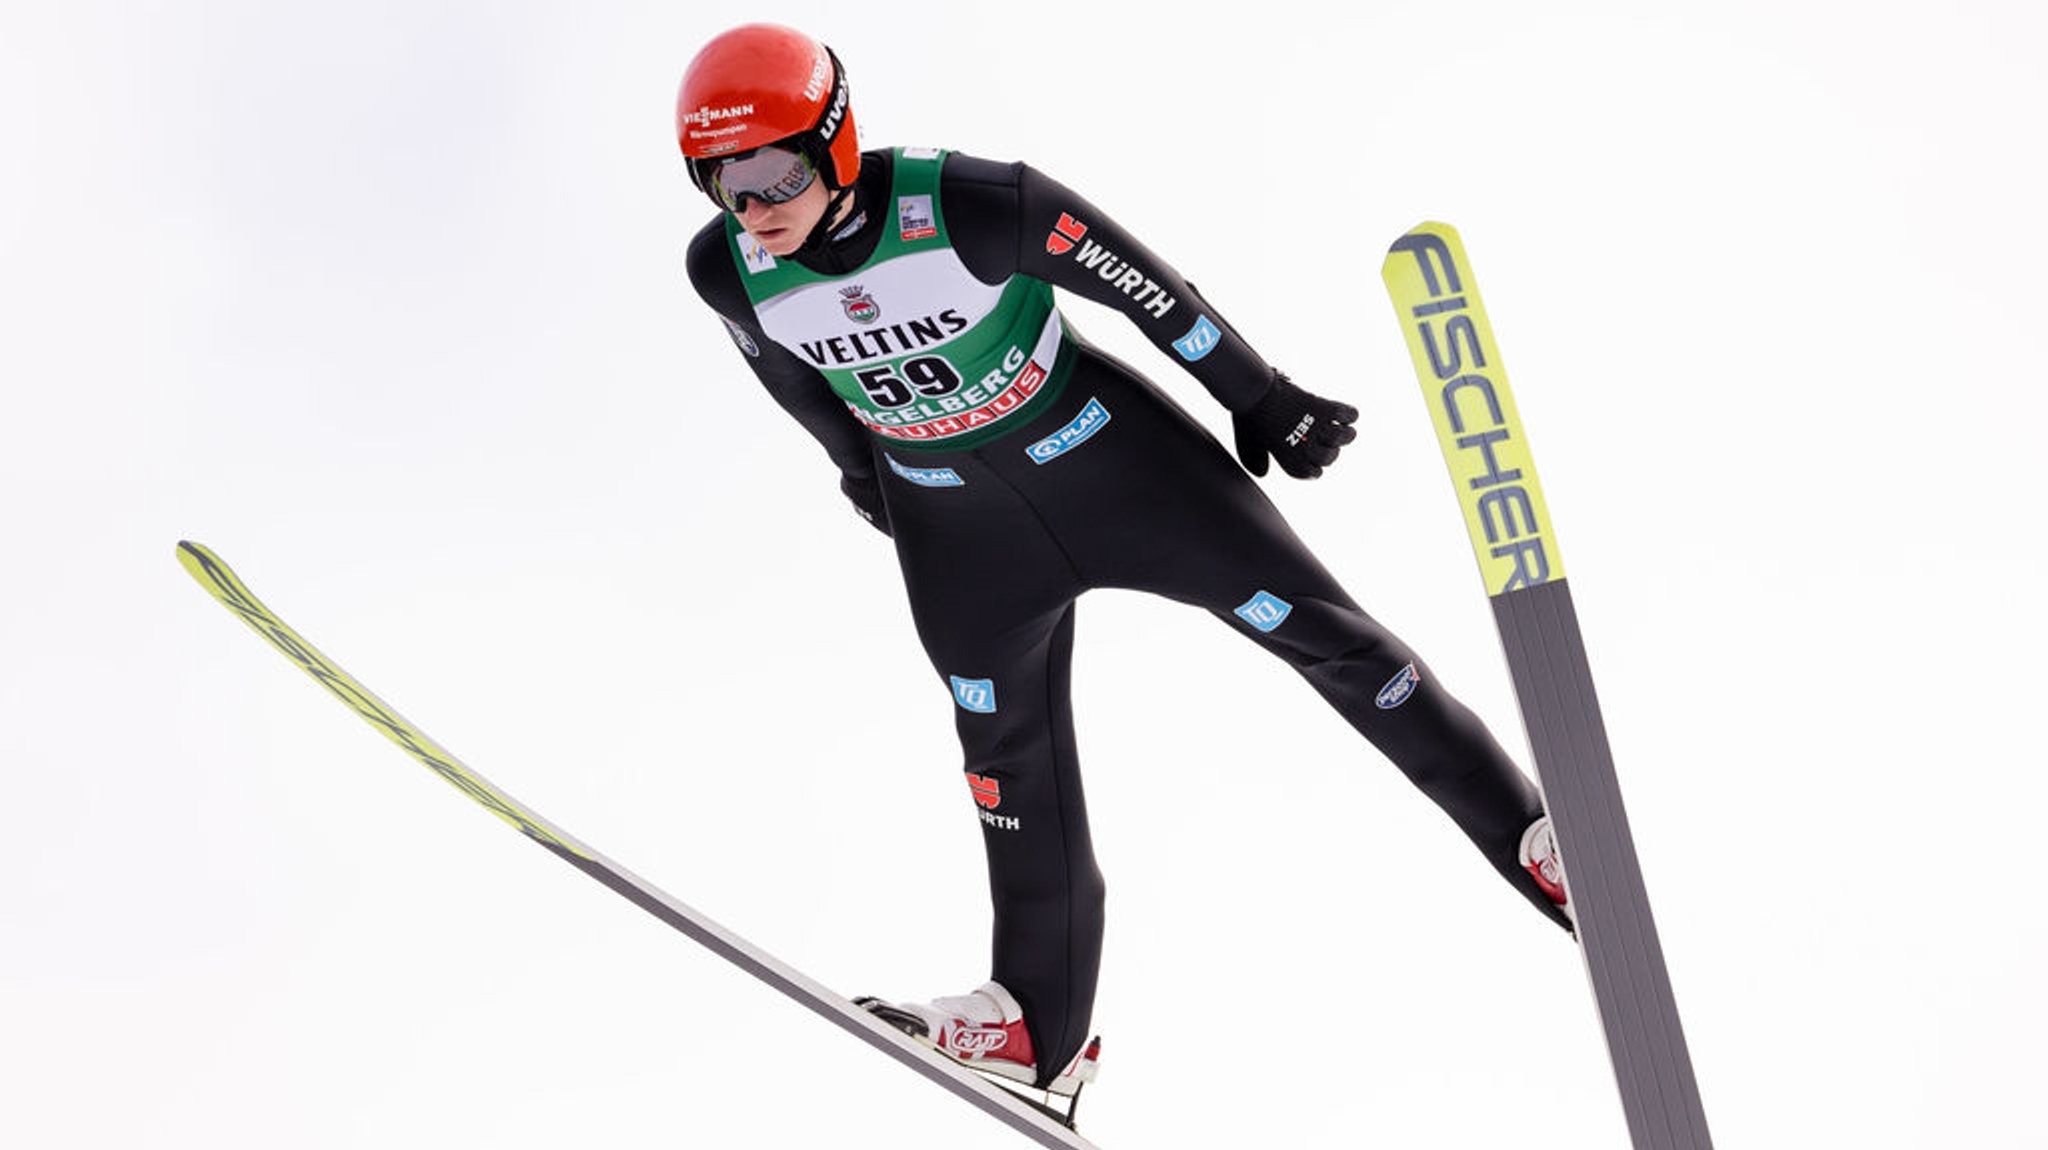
[704, 145, 818, 213]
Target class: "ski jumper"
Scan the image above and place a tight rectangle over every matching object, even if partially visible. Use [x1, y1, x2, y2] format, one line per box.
[686, 149, 1566, 1085]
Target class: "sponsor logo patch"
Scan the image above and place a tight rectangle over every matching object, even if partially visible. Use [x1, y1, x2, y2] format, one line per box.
[966, 773, 1002, 809]
[815, 69, 849, 145]
[1173, 315, 1222, 362]
[720, 316, 760, 358]
[898, 194, 936, 241]
[1062, 228, 1176, 319]
[801, 51, 831, 102]
[680, 103, 755, 148]
[951, 675, 997, 714]
[1046, 212, 1088, 255]
[1375, 663, 1421, 709]
[968, 772, 1019, 829]
[1026, 397, 1111, 464]
[1385, 227, 1560, 595]
[950, 1027, 1012, 1054]
[1234, 590, 1293, 633]
[679, 103, 755, 129]
[739, 232, 777, 275]
[886, 453, 965, 488]
[798, 309, 970, 367]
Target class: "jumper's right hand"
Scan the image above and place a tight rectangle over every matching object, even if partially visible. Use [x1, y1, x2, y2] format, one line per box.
[840, 471, 892, 537]
[1230, 371, 1359, 479]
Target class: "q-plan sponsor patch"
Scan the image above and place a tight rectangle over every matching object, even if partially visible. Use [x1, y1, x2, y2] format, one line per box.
[1026, 398, 1110, 464]
[886, 454, 965, 487]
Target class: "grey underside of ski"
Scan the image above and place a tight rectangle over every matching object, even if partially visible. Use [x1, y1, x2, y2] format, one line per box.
[176, 540, 1100, 1150]
[1495, 581, 1713, 1149]
[1381, 224, 1713, 1149]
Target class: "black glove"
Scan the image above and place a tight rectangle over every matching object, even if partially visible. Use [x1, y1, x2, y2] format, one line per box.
[1231, 371, 1359, 479]
[839, 471, 892, 537]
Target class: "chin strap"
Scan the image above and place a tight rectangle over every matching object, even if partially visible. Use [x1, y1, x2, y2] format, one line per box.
[795, 182, 862, 256]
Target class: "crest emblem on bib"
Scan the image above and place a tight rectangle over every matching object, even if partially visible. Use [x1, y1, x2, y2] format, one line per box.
[839, 284, 881, 324]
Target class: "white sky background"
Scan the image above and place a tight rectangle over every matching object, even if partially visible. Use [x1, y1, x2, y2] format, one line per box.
[3, 1, 2042, 1147]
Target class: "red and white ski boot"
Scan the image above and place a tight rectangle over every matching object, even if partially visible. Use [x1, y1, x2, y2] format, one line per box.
[1520, 814, 1574, 924]
[856, 981, 1101, 1102]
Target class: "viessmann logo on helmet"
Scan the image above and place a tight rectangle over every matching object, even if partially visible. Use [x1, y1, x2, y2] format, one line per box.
[684, 103, 756, 156]
[681, 103, 755, 132]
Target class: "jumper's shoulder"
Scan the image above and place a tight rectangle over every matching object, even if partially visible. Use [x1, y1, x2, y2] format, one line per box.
[686, 215, 755, 316]
[684, 215, 733, 292]
[939, 149, 1028, 193]
[934, 151, 1032, 282]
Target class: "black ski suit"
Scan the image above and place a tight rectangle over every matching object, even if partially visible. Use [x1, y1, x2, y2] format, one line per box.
[686, 148, 1565, 1086]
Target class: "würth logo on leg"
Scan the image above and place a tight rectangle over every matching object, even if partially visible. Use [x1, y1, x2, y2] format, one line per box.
[1046, 212, 1088, 255]
[966, 773, 1002, 810]
[966, 773, 1020, 831]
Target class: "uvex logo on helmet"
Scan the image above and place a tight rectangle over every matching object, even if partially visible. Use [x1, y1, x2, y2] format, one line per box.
[813, 60, 850, 147]
[801, 50, 831, 103]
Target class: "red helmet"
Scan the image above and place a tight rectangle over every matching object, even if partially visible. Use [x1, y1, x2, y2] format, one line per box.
[677, 24, 859, 194]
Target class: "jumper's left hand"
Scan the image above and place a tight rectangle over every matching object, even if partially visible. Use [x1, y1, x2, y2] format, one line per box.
[1231, 371, 1359, 479]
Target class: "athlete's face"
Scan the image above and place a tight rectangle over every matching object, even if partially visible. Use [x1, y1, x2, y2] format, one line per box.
[734, 175, 830, 257]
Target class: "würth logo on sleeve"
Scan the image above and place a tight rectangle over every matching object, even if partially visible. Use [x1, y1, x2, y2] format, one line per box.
[1045, 213, 1088, 255]
[1046, 217, 1177, 319]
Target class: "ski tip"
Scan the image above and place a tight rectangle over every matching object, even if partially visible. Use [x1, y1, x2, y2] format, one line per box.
[175, 541, 235, 590]
[1382, 221, 1456, 291]
[1385, 219, 1460, 258]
